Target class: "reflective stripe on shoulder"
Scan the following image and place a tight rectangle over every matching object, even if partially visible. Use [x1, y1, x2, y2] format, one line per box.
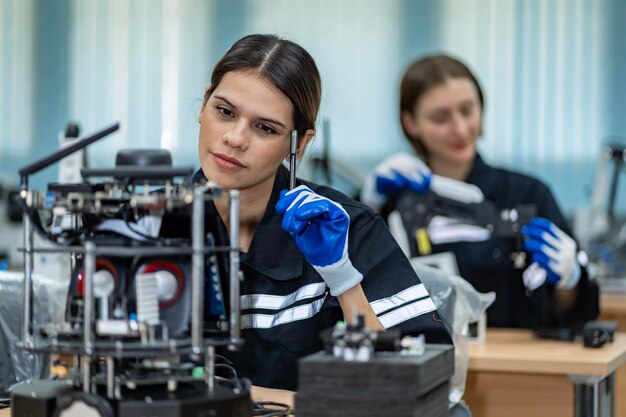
[369, 284, 430, 315]
[241, 297, 326, 329]
[240, 282, 327, 311]
[378, 298, 437, 329]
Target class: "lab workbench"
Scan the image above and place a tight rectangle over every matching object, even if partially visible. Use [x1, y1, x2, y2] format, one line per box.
[465, 328, 626, 417]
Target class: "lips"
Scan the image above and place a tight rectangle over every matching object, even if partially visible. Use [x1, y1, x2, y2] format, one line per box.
[451, 141, 469, 150]
[212, 152, 245, 169]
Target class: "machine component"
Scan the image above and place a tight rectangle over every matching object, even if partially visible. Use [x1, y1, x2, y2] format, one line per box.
[389, 185, 536, 267]
[321, 315, 404, 362]
[297, 317, 454, 417]
[574, 141, 626, 281]
[11, 380, 75, 417]
[289, 129, 298, 191]
[0, 180, 22, 269]
[135, 269, 160, 326]
[583, 320, 618, 348]
[11, 123, 251, 416]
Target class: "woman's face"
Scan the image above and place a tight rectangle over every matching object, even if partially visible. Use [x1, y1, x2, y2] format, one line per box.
[198, 70, 297, 192]
[403, 77, 482, 166]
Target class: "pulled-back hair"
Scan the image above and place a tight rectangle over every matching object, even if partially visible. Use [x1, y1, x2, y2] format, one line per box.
[206, 34, 322, 137]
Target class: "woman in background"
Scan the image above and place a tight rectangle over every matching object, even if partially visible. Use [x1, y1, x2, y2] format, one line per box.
[360, 54, 598, 330]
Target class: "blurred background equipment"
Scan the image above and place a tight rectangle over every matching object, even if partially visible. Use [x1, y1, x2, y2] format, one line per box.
[299, 118, 367, 200]
[0, 178, 22, 269]
[574, 140, 626, 284]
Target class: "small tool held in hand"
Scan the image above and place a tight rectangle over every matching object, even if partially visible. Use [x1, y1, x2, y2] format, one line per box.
[289, 129, 298, 190]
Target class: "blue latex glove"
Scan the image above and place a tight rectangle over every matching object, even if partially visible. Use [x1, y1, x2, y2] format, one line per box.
[522, 217, 581, 289]
[360, 152, 432, 210]
[276, 185, 363, 296]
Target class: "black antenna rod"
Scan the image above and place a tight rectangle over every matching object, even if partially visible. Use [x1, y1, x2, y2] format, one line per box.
[19, 122, 120, 189]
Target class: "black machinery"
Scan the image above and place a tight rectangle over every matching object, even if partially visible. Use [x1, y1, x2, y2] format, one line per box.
[296, 316, 455, 417]
[10, 123, 251, 417]
[388, 184, 535, 268]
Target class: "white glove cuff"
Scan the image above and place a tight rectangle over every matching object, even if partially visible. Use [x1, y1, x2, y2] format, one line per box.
[359, 174, 386, 211]
[556, 262, 581, 290]
[314, 255, 364, 297]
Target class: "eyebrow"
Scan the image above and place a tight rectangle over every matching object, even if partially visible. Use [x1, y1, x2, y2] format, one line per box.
[213, 95, 288, 129]
[429, 99, 475, 114]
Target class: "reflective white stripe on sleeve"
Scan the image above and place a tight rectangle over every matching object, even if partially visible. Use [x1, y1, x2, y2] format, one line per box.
[241, 297, 326, 329]
[369, 284, 430, 316]
[377, 298, 437, 329]
[240, 282, 327, 311]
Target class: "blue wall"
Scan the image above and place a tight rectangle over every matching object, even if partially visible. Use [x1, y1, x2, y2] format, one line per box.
[0, 0, 624, 215]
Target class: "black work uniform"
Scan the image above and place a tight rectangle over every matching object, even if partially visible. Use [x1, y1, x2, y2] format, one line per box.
[383, 153, 599, 329]
[163, 166, 451, 391]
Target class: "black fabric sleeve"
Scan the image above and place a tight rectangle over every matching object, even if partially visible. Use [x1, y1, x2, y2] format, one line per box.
[345, 211, 452, 344]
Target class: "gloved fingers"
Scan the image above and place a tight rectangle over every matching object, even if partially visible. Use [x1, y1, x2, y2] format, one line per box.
[281, 206, 309, 235]
[279, 187, 314, 235]
[293, 200, 332, 222]
[552, 225, 576, 248]
[523, 237, 549, 255]
[521, 225, 544, 241]
[390, 166, 419, 184]
[529, 218, 578, 254]
[378, 152, 430, 179]
[275, 185, 312, 214]
[541, 244, 560, 262]
[376, 175, 407, 195]
[530, 251, 552, 270]
[409, 175, 431, 194]
[527, 217, 559, 238]
[545, 269, 562, 285]
[523, 227, 560, 252]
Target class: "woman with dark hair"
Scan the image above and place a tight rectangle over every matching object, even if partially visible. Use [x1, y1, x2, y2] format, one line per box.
[360, 54, 598, 330]
[175, 35, 451, 400]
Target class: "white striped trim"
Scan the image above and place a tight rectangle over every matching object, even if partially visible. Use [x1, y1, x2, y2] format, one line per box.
[241, 297, 326, 329]
[369, 284, 430, 316]
[378, 298, 437, 329]
[240, 282, 327, 311]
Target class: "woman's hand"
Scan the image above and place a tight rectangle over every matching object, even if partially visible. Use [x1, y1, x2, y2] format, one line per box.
[360, 152, 432, 210]
[522, 217, 581, 290]
[276, 185, 363, 297]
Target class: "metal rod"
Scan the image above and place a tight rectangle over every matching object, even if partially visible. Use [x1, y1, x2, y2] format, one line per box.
[191, 187, 205, 354]
[83, 240, 95, 393]
[322, 118, 332, 184]
[81, 356, 91, 393]
[607, 158, 623, 220]
[84, 241, 95, 357]
[106, 356, 115, 399]
[229, 189, 241, 346]
[21, 192, 34, 348]
[289, 129, 298, 190]
[18, 123, 120, 177]
[70, 214, 79, 272]
[206, 345, 215, 392]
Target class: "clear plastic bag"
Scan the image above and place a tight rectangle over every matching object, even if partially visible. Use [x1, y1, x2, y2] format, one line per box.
[0, 271, 69, 392]
[412, 263, 495, 408]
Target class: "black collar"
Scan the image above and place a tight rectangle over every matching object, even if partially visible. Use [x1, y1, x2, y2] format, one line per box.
[465, 153, 499, 197]
[193, 166, 304, 281]
[465, 152, 487, 185]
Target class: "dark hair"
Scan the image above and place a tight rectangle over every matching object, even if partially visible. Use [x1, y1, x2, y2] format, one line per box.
[399, 54, 484, 155]
[205, 34, 321, 138]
